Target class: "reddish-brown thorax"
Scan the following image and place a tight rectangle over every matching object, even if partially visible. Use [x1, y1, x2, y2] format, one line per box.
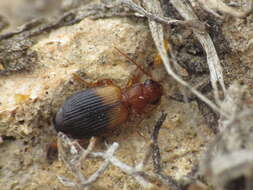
[121, 79, 163, 114]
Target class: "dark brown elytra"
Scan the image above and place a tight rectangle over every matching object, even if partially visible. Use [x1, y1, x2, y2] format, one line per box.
[53, 48, 163, 139]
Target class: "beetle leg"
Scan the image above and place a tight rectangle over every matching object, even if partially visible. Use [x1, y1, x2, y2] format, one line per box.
[46, 139, 58, 164]
[125, 68, 141, 88]
[72, 73, 91, 87]
[72, 72, 115, 87]
[94, 79, 114, 87]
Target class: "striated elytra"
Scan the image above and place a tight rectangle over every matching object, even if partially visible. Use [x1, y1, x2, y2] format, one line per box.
[54, 79, 162, 139]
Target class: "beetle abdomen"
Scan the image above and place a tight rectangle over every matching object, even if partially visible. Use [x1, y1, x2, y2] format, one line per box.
[54, 86, 128, 138]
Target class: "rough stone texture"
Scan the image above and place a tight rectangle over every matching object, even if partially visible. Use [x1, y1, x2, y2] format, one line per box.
[0, 13, 211, 189]
[1, 0, 253, 190]
[222, 15, 253, 89]
[0, 0, 62, 32]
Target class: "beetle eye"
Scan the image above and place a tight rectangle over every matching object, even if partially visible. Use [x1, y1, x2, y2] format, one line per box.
[144, 79, 155, 86]
[150, 97, 161, 105]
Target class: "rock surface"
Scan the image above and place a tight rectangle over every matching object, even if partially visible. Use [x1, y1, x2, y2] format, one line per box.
[1, 0, 252, 190]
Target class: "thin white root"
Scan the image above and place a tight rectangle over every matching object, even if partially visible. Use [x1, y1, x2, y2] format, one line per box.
[57, 133, 156, 189]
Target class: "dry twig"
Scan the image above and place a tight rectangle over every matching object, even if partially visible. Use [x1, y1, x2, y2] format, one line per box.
[121, 0, 206, 32]
[57, 113, 187, 190]
[201, 83, 253, 190]
[57, 132, 156, 189]
[196, 0, 253, 18]
[151, 113, 182, 190]
[170, 0, 226, 104]
[125, 0, 228, 117]
[57, 133, 100, 190]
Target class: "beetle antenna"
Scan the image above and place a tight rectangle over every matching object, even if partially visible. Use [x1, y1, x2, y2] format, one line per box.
[114, 47, 152, 78]
[72, 73, 90, 87]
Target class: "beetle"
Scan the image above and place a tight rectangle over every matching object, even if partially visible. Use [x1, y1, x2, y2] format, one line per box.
[53, 49, 163, 139]
[54, 79, 162, 138]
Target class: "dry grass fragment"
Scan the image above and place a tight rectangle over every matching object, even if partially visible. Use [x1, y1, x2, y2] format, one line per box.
[196, 0, 253, 18]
